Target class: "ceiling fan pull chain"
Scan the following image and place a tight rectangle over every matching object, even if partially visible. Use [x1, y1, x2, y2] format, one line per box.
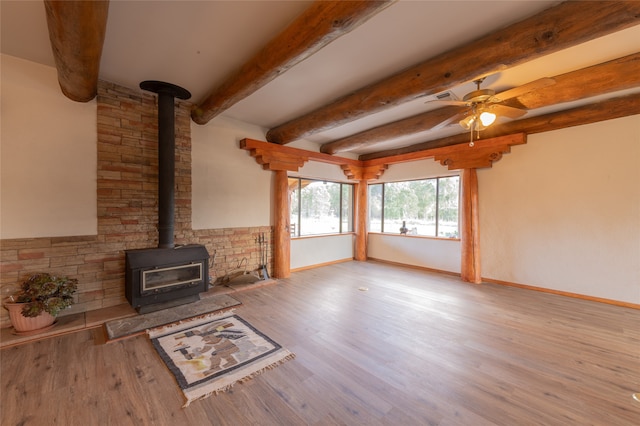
[469, 122, 475, 147]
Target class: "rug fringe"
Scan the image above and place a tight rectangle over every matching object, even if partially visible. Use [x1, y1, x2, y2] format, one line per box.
[147, 308, 236, 336]
[182, 352, 296, 408]
[183, 384, 235, 408]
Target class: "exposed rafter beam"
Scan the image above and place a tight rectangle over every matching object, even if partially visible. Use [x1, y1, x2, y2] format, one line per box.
[482, 93, 640, 138]
[320, 105, 466, 155]
[504, 52, 640, 110]
[359, 93, 640, 161]
[191, 0, 395, 125]
[322, 51, 640, 155]
[44, 0, 109, 102]
[266, 1, 640, 145]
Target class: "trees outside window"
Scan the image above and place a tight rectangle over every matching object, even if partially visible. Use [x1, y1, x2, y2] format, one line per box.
[368, 176, 459, 238]
[368, 184, 383, 233]
[289, 178, 354, 237]
[437, 176, 459, 238]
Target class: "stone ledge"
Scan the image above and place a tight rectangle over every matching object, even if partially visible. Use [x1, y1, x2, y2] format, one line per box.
[0, 303, 136, 350]
[0, 277, 277, 349]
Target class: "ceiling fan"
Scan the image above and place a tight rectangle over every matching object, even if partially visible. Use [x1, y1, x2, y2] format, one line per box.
[428, 76, 555, 146]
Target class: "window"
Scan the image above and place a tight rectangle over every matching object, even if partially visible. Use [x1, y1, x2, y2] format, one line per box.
[368, 176, 459, 238]
[289, 178, 354, 237]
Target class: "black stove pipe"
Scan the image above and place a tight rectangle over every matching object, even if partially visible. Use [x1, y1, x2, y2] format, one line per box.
[139, 81, 191, 249]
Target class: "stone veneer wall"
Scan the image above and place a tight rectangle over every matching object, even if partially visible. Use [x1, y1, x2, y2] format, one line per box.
[0, 81, 272, 327]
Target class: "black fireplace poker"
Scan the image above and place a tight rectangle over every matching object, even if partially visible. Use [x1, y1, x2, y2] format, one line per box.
[139, 80, 191, 249]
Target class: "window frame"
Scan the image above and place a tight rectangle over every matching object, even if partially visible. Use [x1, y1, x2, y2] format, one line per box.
[368, 175, 460, 239]
[289, 177, 355, 238]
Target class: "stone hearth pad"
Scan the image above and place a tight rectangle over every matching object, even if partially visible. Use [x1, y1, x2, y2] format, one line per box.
[104, 293, 241, 341]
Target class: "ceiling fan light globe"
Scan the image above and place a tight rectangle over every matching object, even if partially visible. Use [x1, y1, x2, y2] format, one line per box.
[479, 111, 496, 126]
[459, 115, 475, 130]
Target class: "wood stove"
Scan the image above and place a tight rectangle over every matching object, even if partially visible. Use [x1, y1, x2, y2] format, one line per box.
[124, 81, 210, 313]
[125, 245, 209, 312]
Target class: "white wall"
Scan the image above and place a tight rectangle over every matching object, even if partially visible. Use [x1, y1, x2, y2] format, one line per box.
[479, 115, 640, 304]
[0, 54, 97, 238]
[289, 160, 350, 182]
[368, 233, 461, 273]
[191, 116, 272, 229]
[291, 234, 354, 270]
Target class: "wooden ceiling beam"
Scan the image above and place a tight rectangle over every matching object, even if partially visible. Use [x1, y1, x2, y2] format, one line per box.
[44, 0, 109, 102]
[359, 93, 640, 161]
[266, 1, 640, 145]
[322, 51, 640, 155]
[191, 0, 395, 125]
[504, 52, 640, 110]
[320, 105, 466, 155]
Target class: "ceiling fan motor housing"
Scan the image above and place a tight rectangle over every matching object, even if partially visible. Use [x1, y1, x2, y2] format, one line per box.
[463, 88, 496, 103]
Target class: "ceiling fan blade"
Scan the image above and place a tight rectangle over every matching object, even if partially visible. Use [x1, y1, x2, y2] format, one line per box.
[430, 111, 469, 131]
[493, 77, 556, 102]
[490, 104, 527, 119]
[425, 99, 467, 107]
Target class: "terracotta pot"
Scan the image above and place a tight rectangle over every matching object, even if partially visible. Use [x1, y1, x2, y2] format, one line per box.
[3, 301, 56, 333]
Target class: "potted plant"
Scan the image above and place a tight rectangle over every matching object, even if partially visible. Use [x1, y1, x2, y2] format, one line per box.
[3, 272, 78, 334]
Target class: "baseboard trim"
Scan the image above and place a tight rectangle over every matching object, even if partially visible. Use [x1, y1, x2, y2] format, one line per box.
[290, 258, 353, 273]
[365, 258, 639, 310]
[482, 277, 640, 310]
[366, 257, 461, 277]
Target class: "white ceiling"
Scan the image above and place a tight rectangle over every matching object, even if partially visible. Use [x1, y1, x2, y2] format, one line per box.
[2, 1, 640, 155]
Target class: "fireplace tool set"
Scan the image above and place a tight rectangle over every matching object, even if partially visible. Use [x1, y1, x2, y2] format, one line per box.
[255, 232, 270, 280]
[210, 232, 270, 287]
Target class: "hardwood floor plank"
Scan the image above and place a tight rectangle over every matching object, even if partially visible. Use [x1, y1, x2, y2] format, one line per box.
[2, 261, 639, 425]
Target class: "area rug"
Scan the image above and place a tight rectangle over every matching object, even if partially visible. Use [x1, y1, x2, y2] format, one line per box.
[148, 310, 295, 407]
[104, 293, 241, 341]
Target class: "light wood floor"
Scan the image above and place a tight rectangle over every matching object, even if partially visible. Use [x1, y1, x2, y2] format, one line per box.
[2, 261, 639, 425]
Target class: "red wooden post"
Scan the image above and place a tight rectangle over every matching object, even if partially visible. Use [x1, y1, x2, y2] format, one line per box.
[460, 168, 481, 283]
[273, 170, 291, 278]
